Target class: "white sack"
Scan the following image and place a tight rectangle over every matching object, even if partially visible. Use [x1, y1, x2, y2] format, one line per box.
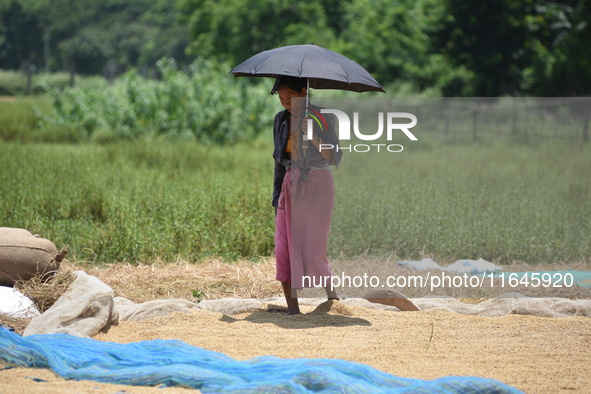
[0, 285, 40, 318]
[24, 271, 118, 338]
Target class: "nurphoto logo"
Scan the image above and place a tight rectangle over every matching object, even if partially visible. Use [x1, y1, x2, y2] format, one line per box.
[313, 109, 418, 153]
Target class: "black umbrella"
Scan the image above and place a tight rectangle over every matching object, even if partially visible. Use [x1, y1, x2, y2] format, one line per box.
[229, 43, 385, 94]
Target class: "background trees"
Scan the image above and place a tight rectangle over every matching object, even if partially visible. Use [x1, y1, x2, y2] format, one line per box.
[0, 0, 44, 70]
[177, 0, 337, 66]
[0, 0, 589, 96]
[0, 0, 191, 82]
[429, 0, 591, 96]
[524, 0, 591, 96]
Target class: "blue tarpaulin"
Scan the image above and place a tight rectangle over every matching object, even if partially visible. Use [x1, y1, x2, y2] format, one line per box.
[0, 328, 523, 393]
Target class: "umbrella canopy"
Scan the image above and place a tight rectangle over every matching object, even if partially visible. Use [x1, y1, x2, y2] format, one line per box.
[229, 44, 385, 93]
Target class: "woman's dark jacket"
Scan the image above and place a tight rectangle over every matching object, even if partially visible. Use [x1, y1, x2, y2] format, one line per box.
[272, 105, 342, 208]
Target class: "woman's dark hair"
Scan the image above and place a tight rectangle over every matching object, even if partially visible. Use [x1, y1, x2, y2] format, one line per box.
[271, 76, 307, 95]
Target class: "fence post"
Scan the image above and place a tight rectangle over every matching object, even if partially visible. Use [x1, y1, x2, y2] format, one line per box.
[584, 114, 590, 144]
[44, 26, 51, 73]
[444, 107, 450, 140]
[25, 61, 35, 94]
[512, 104, 517, 140]
[472, 109, 478, 143]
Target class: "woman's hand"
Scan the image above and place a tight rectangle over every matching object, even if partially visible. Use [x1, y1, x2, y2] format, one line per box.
[302, 118, 334, 163]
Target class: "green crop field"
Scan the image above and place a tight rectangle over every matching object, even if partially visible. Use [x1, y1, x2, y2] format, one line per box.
[330, 141, 591, 264]
[0, 140, 275, 263]
[1, 137, 589, 265]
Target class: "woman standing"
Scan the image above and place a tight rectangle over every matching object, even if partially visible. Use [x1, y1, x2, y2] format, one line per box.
[272, 76, 342, 315]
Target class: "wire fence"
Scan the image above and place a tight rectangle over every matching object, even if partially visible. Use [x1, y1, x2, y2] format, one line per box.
[411, 97, 591, 144]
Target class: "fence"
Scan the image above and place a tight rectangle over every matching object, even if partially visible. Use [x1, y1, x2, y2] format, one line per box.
[313, 96, 591, 145]
[411, 97, 591, 144]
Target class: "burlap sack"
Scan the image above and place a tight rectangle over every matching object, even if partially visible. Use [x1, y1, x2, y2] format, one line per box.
[0, 227, 35, 238]
[0, 235, 65, 286]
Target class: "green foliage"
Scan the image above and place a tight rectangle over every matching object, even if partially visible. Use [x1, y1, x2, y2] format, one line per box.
[22, 0, 101, 32]
[330, 142, 591, 264]
[429, 0, 533, 96]
[178, 0, 445, 92]
[0, 69, 102, 95]
[2, 0, 590, 96]
[0, 95, 51, 141]
[34, 58, 277, 144]
[1, 0, 192, 78]
[0, 140, 588, 265]
[192, 290, 203, 300]
[523, 0, 591, 96]
[429, 0, 591, 96]
[0, 0, 44, 70]
[336, 0, 439, 90]
[137, 0, 191, 68]
[179, 0, 337, 65]
[0, 140, 275, 263]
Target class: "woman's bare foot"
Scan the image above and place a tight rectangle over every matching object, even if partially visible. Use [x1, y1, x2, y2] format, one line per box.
[324, 286, 339, 301]
[281, 281, 300, 315]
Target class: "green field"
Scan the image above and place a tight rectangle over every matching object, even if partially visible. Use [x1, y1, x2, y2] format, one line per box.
[1, 84, 590, 266]
[0, 139, 275, 263]
[1, 135, 589, 265]
[330, 141, 591, 264]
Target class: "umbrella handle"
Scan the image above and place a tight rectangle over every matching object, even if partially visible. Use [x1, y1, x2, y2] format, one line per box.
[305, 78, 313, 140]
[302, 129, 308, 150]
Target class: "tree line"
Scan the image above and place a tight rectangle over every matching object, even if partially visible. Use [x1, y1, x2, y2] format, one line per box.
[1, 0, 589, 96]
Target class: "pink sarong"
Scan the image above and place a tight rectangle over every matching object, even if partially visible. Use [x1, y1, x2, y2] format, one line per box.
[275, 167, 334, 290]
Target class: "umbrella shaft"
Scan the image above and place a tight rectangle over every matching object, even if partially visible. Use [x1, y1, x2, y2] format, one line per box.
[306, 78, 313, 140]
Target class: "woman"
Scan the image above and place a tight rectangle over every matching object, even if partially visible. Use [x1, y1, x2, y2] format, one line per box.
[272, 76, 342, 315]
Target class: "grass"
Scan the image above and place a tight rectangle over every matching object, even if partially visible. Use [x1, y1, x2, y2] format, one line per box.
[0, 96, 53, 141]
[0, 137, 589, 266]
[0, 139, 276, 263]
[330, 140, 591, 264]
[0, 69, 104, 95]
[1, 89, 590, 266]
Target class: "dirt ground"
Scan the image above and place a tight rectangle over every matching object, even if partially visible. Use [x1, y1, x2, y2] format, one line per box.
[1, 258, 591, 394]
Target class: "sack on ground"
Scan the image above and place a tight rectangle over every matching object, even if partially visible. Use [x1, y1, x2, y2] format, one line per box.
[0, 230, 66, 286]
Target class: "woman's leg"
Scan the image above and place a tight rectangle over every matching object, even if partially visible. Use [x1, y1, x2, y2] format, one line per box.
[281, 281, 300, 314]
[275, 169, 299, 314]
[324, 286, 339, 300]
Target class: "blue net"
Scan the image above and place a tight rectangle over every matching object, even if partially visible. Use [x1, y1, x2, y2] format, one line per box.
[0, 328, 523, 393]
